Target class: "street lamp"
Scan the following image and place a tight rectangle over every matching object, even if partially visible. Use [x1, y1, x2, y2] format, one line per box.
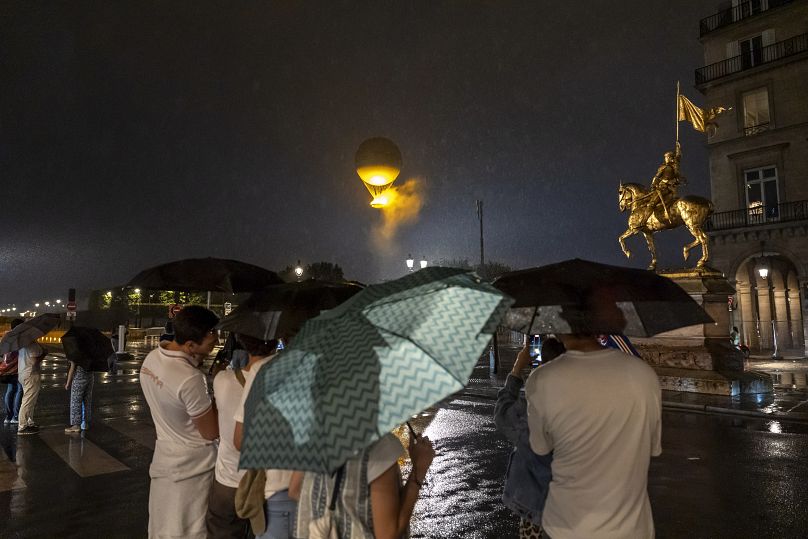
[55, 299, 62, 304]
[34, 303, 40, 308]
[419, 257, 428, 269]
[406, 254, 414, 272]
[294, 261, 303, 281]
[757, 241, 769, 279]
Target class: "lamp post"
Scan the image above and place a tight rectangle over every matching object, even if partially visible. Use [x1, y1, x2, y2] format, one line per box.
[419, 257, 428, 269]
[406, 254, 414, 272]
[294, 261, 304, 282]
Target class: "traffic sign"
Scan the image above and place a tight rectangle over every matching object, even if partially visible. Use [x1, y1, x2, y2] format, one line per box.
[169, 304, 183, 318]
[66, 301, 77, 312]
[224, 302, 232, 316]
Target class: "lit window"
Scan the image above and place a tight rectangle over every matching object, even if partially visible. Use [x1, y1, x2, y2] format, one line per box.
[742, 87, 770, 135]
[745, 166, 779, 223]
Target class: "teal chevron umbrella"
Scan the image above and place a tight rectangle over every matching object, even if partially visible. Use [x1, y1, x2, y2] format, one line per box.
[239, 267, 513, 473]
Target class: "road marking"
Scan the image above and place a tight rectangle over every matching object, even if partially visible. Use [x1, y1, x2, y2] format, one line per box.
[0, 449, 25, 492]
[104, 419, 156, 450]
[39, 430, 130, 477]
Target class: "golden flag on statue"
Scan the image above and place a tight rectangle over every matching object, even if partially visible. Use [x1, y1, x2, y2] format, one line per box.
[678, 94, 707, 132]
[678, 94, 730, 134]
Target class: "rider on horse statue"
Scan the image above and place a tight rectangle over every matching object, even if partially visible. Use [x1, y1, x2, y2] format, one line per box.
[646, 141, 683, 225]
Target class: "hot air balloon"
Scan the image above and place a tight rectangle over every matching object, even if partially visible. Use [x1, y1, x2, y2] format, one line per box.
[355, 137, 401, 208]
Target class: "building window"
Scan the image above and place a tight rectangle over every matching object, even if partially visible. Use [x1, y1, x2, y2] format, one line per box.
[745, 166, 779, 223]
[742, 87, 770, 135]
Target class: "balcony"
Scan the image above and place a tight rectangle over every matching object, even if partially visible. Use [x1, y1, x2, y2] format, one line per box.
[743, 122, 770, 135]
[695, 32, 808, 84]
[706, 200, 808, 231]
[699, 0, 793, 36]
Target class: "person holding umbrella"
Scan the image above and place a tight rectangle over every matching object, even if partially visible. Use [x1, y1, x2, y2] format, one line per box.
[64, 354, 95, 433]
[14, 323, 49, 436]
[524, 286, 662, 539]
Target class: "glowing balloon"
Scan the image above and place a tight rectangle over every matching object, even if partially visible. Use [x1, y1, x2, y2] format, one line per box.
[355, 137, 401, 207]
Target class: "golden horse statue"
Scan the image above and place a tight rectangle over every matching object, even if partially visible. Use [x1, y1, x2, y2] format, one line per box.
[618, 182, 714, 271]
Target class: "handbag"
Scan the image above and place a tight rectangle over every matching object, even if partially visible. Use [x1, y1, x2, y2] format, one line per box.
[0, 351, 18, 375]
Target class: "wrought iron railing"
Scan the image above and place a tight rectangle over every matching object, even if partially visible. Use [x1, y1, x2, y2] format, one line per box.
[744, 122, 770, 136]
[695, 32, 808, 84]
[699, 0, 793, 36]
[706, 199, 808, 231]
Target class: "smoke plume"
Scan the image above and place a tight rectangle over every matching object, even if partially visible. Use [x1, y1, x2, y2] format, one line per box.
[371, 178, 424, 254]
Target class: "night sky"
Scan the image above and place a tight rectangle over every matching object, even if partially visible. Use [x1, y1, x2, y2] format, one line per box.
[2, 1, 718, 308]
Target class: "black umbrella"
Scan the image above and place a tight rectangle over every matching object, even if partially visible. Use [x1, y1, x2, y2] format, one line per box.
[126, 257, 283, 293]
[492, 258, 714, 337]
[61, 326, 115, 372]
[0, 313, 61, 354]
[216, 280, 364, 341]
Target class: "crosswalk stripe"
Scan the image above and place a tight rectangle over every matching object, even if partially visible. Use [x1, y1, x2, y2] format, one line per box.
[39, 430, 130, 477]
[0, 449, 25, 492]
[104, 419, 156, 450]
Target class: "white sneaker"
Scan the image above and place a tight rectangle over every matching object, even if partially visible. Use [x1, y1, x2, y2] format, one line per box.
[3, 418, 9, 425]
[65, 425, 82, 433]
[10, 418, 18, 424]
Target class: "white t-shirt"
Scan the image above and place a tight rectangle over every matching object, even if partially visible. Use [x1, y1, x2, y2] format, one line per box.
[366, 433, 404, 483]
[17, 343, 44, 381]
[235, 355, 292, 499]
[213, 368, 246, 488]
[140, 344, 213, 449]
[525, 348, 662, 539]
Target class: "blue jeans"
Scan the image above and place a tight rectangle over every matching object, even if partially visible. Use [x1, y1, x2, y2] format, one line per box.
[256, 489, 296, 539]
[3, 379, 22, 421]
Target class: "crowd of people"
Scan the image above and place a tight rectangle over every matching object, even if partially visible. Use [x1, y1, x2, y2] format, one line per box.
[139, 306, 437, 539]
[1, 290, 662, 539]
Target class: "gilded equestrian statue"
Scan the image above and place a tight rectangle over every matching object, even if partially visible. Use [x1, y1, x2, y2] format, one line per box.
[618, 142, 714, 271]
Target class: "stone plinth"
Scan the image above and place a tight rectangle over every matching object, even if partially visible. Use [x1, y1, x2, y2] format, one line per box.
[633, 270, 773, 396]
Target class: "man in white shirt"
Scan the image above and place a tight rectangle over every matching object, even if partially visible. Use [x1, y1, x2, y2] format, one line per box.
[232, 333, 295, 539]
[140, 306, 220, 539]
[525, 289, 662, 539]
[17, 317, 46, 435]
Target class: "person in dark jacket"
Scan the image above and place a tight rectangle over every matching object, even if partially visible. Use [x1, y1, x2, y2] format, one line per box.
[494, 336, 564, 539]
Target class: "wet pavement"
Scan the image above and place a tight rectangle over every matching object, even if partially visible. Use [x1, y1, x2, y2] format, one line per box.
[1, 345, 808, 538]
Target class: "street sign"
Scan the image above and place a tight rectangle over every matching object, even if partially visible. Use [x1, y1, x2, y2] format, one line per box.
[169, 304, 183, 318]
[224, 302, 232, 316]
[66, 311, 77, 320]
[67, 301, 77, 312]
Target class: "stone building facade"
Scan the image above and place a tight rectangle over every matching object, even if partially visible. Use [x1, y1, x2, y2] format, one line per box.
[696, 0, 808, 356]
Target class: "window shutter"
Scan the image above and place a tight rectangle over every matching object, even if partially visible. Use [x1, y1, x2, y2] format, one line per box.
[762, 29, 776, 46]
[726, 40, 740, 58]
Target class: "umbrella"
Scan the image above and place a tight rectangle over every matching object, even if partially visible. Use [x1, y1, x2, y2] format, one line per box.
[216, 280, 364, 341]
[61, 326, 115, 372]
[239, 267, 513, 473]
[0, 313, 61, 354]
[492, 258, 713, 337]
[126, 257, 283, 293]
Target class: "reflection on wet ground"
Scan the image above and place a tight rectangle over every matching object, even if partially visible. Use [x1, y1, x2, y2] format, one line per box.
[2, 349, 808, 537]
[411, 399, 518, 539]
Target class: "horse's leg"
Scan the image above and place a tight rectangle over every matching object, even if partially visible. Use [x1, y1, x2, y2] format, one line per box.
[683, 237, 700, 262]
[642, 230, 657, 271]
[695, 227, 710, 268]
[618, 228, 637, 259]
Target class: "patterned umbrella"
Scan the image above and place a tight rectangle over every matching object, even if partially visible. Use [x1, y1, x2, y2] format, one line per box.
[239, 267, 513, 473]
[0, 313, 61, 354]
[493, 258, 713, 337]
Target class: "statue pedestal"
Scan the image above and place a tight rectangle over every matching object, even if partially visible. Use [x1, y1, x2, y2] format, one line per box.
[632, 271, 773, 396]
